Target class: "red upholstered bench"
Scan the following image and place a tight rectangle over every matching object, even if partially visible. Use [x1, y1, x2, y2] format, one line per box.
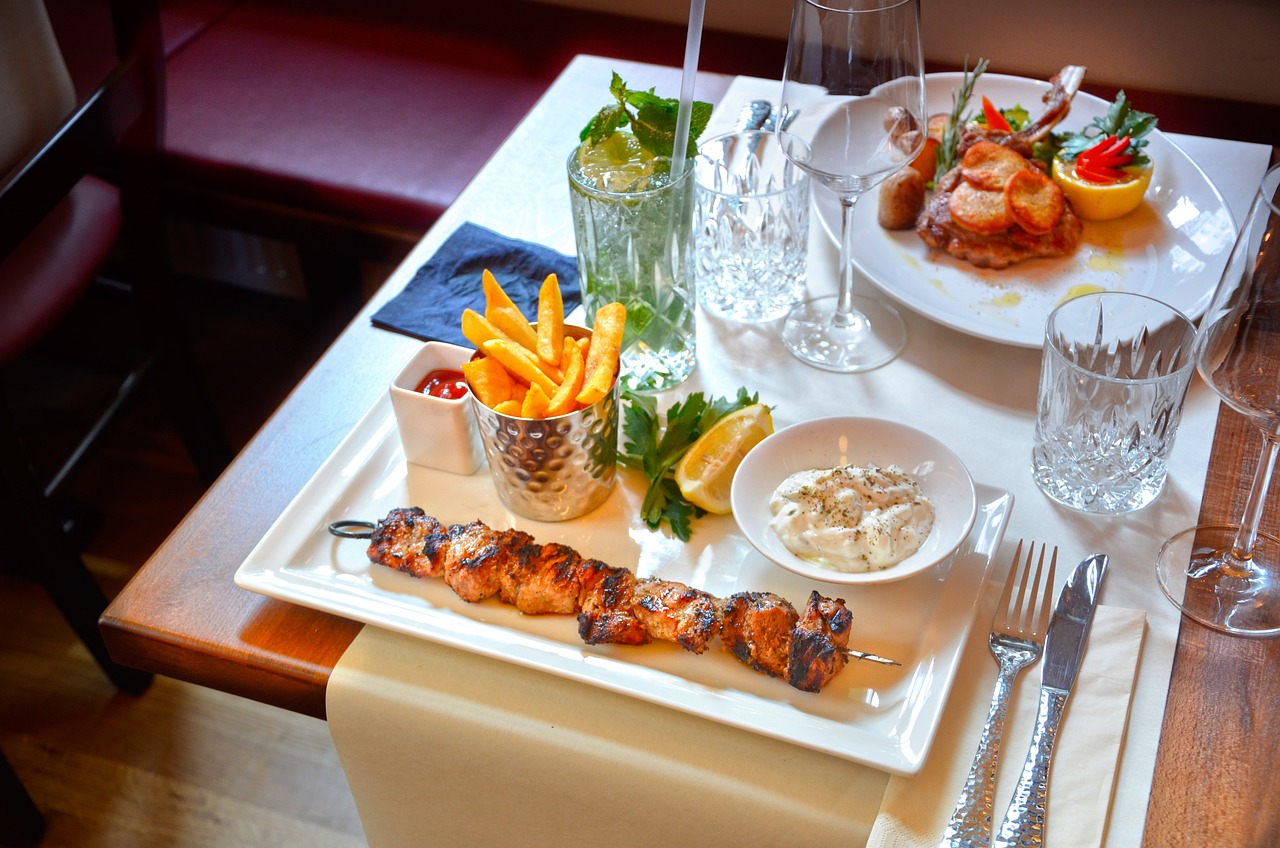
[45, 0, 1277, 281]
[48, 0, 789, 270]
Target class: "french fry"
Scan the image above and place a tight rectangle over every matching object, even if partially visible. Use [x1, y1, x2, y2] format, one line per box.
[536, 274, 565, 366]
[559, 335, 578, 373]
[465, 307, 563, 384]
[462, 272, 624, 419]
[461, 355, 515, 408]
[546, 341, 587, 417]
[461, 308, 512, 350]
[521, 382, 551, 419]
[483, 270, 539, 352]
[481, 338, 560, 397]
[492, 399, 523, 417]
[488, 305, 541, 354]
[576, 302, 625, 405]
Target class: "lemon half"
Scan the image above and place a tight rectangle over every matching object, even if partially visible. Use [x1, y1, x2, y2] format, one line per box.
[1052, 157, 1153, 222]
[674, 404, 774, 514]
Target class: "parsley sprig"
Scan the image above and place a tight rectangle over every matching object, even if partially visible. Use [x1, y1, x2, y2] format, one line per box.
[1056, 91, 1158, 165]
[621, 387, 759, 541]
[580, 72, 713, 160]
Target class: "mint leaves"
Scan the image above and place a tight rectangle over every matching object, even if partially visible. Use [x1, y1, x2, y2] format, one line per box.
[580, 72, 713, 160]
[620, 387, 758, 541]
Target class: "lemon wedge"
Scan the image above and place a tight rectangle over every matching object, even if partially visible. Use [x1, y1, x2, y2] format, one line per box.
[576, 132, 657, 192]
[1052, 157, 1153, 221]
[674, 404, 774, 514]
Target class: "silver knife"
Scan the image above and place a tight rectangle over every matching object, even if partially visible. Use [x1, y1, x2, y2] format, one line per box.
[992, 553, 1108, 848]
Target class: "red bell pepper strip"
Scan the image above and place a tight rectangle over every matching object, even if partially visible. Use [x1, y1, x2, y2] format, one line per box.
[1075, 135, 1136, 183]
[981, 96, 1013, 133]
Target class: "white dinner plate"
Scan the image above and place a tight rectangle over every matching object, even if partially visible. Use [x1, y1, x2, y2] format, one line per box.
[816, 72, 1238, 348]
[235, 393, 1013, 775]
[731, 417, 977, 585]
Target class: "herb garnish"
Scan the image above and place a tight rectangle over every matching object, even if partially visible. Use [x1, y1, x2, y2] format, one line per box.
[934, 57, 990, 186]
[1056, 91, 1157, 165]
[621, 387, 759, 541]
[580, 72, 713, 160]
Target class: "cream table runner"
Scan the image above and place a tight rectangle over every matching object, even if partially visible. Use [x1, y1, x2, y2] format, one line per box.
[326, 59, 1273, 847]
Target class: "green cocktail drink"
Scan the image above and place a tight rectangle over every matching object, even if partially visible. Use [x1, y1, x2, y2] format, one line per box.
[567, 135, 697, 393]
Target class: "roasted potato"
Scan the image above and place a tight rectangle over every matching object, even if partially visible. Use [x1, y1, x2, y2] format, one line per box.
[878, 168, 927, 230]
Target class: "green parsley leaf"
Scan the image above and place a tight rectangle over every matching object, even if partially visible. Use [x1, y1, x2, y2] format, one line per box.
[1057, 91, 1158, 165]
[620, 387, 760, 541]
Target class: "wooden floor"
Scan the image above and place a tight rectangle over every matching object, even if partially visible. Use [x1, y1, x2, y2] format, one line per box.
[0, 271, 378, 846]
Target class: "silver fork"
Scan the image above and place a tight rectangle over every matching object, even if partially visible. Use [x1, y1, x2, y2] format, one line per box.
[940, 541, 1058, 848]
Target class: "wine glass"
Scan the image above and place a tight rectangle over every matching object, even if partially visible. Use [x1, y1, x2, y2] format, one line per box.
[776, 0, 925, 372]
[1155, 163, 1280, 637]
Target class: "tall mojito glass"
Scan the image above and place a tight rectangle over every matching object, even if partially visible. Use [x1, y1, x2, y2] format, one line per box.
[568, 140, 696, 393]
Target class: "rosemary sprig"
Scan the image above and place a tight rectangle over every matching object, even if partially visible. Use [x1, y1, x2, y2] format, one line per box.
[934, 57, 990, 186]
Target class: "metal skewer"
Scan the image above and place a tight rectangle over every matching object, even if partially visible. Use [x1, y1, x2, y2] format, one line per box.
[839, 647, 901, 666]
[328, 519, 375, 539]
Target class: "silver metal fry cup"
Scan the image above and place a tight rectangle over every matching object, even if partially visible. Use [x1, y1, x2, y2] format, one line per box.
[470, 326, 618, 521]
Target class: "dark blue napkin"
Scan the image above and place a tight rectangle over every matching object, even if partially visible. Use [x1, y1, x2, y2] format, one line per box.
[371, 223, 581, 346]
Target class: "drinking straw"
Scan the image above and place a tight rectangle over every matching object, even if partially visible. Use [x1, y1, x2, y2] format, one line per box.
[669, 0, 706, 178]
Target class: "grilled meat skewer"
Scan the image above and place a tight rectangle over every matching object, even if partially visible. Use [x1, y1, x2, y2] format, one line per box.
[364, 507, 864, 692]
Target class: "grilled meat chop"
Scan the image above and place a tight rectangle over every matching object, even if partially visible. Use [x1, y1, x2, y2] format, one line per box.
[917, 165, 1083, 270]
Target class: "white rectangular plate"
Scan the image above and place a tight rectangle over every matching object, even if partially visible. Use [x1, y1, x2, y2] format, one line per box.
[236, 394, 1012, 775]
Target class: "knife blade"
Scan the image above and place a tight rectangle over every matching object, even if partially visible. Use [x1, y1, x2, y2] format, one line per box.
[992, 553, 1108, 848]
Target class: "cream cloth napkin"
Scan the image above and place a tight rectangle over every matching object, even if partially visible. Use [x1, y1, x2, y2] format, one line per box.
[868, 600, 1146, 848]
[328, 591, 1143, 848]
[328, 624, 889, 848]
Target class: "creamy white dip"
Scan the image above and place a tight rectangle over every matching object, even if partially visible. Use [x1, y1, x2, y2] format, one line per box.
[768, 463, 935, 572]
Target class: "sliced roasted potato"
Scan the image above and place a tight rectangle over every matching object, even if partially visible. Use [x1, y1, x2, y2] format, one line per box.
[960, 141, 1029, 191]
[949, 180, 1012, 234]
[1005, 168, 1066, 235]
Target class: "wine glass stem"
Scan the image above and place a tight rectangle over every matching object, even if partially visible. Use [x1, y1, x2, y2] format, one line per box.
[833, 194, 863, 330]
[1234, 430, 1280, 561]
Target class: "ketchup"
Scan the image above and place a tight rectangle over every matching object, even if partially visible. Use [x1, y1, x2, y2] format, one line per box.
[415, 368, 469, 399]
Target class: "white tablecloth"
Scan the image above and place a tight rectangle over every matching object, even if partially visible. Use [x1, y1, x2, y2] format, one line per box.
[326, 57, 1273, 846]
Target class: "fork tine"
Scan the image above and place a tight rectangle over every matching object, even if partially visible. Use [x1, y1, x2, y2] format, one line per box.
[1031, 546, 1058, 638]
[995, 539, 1025, 628]
[1008, 542, 1035, 632]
